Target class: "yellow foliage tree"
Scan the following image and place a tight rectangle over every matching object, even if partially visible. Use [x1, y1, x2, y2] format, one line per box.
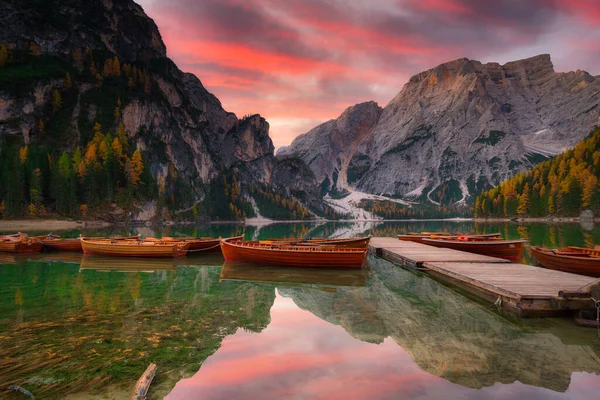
[64, 72, 72, 89]
[52, 89, 62, 112]
[516, 183, 530, 215]
[548, 196, 555, 214]
[582, 173, 598, 208]
[19, 146, 28, 164]
[126, 150, 144, 188]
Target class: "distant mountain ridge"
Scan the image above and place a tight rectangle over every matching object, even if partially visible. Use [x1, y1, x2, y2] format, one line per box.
[280, 54, 600, 205]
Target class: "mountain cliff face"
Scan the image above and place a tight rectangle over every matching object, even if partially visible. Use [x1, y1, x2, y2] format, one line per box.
[281, 55, 600, 204]
[278, 101, 382, 194]
[0, 0, 321, 218]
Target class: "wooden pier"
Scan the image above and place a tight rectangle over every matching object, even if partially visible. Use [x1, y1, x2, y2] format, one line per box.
[370, 237, 600, 317]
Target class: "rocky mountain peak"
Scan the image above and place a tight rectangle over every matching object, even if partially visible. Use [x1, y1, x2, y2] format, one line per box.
[277, 101, 382, 193]
[0, 0, 167, 62]
[284, 54, 600, 205]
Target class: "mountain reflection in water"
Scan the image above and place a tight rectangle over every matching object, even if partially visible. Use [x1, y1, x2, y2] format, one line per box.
[168, 257, 600, 400]
[1, 221, 600, 399]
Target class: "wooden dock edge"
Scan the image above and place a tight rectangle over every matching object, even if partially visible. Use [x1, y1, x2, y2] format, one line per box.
[423, 265, 596, 317]
[368, 239, 598, 318]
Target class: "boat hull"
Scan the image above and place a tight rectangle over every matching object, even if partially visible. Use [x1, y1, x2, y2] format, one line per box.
[0, 240, 44, 254]
[398, 233, 501, 244]
[185, 235, 243, 253]
[531, 246, 600, 277]
[264, 236, 371, 249]
[422, 238, 526, 261]
[81, 239, 188, 258]
[41, 238, 83, 252]
[220, 239, 367, 269]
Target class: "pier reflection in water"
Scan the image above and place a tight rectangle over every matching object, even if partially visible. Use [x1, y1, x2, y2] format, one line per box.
[0, 226, 599, 398]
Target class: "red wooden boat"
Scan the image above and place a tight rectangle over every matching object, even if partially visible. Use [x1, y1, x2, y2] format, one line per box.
[422, 236, 526, 261]
[261, 236, 371, 249]
[398, 232, 501, 243]
[530, 246, 600, 277]
[0, 234, 44, 254]
[220, 237, 367, 268]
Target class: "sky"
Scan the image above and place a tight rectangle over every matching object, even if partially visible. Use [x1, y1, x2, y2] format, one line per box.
[137, 0, 600, 149]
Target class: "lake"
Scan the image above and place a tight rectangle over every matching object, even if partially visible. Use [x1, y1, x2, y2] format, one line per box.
[0, 221, 599, 399]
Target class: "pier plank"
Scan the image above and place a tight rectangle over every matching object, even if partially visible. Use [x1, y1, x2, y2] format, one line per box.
[369, 237, 599, 316]
[370, 237, 509, 266]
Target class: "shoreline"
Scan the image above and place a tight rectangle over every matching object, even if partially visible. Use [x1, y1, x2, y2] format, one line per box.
[474, 217, 595, 223]
[0, 219, 111, 232]
[1, 216, 595, 232]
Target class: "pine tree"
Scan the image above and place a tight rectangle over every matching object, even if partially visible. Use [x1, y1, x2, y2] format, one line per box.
[19, 146, 28, 165]
[64, 72, 72, 89]
[52, 90, 62, 112]
[0, 43, 9, 68]
[516, 183, 530, 215]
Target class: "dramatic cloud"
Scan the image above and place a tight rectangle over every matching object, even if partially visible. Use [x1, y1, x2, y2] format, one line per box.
[138, 0, 600, 148]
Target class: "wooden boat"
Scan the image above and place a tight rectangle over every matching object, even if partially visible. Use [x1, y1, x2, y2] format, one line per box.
[0, 234, 44, 254]
[398, 232, 501, 243]
[39, 234, 140, 252]
[40, 237, 83, 252]
[530, 246, 600, 277]
[220, 237, 367, 268]
[82, 235, 140, 240]
[81, 238, 189, 258]
[422, 236, 526, 261]
[161, 235, 244, 253]
[220, 261, 369, 287]
[260, 236, 371, 249]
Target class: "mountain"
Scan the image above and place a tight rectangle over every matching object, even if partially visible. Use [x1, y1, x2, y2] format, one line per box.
[278, 101, 382, 194]
[280, 55, 600, 205]
[475, 127, 600, 218]
[0, 0, 323, 221]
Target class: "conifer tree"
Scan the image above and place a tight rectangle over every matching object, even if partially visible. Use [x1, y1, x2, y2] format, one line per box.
[0, 43, 9, 67]
[52, 90, 62, 112]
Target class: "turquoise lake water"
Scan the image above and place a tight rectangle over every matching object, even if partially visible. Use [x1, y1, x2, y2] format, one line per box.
[0, 221, 599, 399]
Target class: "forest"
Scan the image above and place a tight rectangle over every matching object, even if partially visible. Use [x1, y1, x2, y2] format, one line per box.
[475, 127, 600, 218]
[359, 199, 470, 219]
[0, 43, 319, 222]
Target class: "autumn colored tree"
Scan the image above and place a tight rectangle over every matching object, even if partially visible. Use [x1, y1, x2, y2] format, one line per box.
[64, 72, 72, 89]
[516, 183, 530, 215]
[52, 90, 62, 112]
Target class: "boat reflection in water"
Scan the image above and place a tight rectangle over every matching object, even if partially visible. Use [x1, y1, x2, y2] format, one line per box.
[79, 253, 226, 273]
[79, 255, 183, 272]
[219, 261, 369, 288]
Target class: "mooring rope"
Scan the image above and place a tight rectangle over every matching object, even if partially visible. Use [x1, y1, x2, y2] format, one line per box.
[185, 243, 221, 253]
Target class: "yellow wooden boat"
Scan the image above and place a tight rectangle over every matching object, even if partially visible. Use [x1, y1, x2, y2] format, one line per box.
[81, 238, 189, 258]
